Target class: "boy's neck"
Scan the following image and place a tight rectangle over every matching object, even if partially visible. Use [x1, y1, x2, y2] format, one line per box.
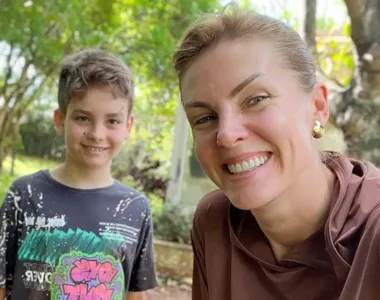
[51, 161, 114, 190]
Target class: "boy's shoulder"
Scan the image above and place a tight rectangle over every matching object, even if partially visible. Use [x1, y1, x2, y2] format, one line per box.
[8, 169, 47, 190]
[112, 180, 151, 210]
[111, 179, 142, 194]
[5, 171, 152, 212]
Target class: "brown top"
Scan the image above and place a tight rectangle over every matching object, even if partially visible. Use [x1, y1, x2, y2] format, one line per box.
[191, 152, 380, 300]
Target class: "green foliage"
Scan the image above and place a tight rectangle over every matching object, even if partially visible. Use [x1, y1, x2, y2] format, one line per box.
[0, 0, 221, 173]
[148, 193, 165, 219]
[317, 37, 354, 86]
[116, 0, 221, 166]
[120, 174, 165, 221]
[0, 154, 58, 203]
[280, 9, 299, 28]
[0, 0, 128, 166]
[2, 154, 58, 178]
[120, 175, 140, 190]
[19, 114, 64, 160]
[153, 203, 194, 245]
[314, 14, 355, 87]
[0, 0, 121, 68]
[316, 17, 337, 31]
[0, 173, 16, 202]
[343, 23, 351, 37]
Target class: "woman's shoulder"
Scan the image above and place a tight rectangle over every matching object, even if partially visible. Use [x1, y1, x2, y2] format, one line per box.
[195, 189, 230, 214]
[193, 189, 230, 227]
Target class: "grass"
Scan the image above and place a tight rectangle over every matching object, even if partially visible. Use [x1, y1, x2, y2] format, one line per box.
[0, 154, 58, 201]
[2, 154, 58, 177]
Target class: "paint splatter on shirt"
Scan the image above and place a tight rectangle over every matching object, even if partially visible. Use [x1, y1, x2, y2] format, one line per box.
[0, 170, 157, 299]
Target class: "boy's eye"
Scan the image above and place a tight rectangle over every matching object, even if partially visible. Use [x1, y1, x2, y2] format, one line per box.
[108, 119, 120, 125]
[75, 116, 89, 122]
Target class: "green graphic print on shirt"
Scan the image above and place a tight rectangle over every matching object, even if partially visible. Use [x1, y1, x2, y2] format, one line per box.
[0, 170, 157, 299]
[17, 228, 125, 299]
[18, 228, 123, 264]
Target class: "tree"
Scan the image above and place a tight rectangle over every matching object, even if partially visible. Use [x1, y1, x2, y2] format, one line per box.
[300, 0, 380, 164]
[302, 0, 317, 58]
[330, 0, 380, 164]
[0, 0, 123, 168]
[114, 0, 221, 167]
[0, 0, 220, 169]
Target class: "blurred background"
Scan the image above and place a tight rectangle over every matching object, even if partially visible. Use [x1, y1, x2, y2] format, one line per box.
[0, 0, 378, 298]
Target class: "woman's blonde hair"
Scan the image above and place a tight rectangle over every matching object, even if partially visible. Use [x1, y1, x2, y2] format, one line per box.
[173, 8, 316, 92]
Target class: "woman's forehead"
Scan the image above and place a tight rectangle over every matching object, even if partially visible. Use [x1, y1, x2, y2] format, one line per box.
[181, 40, 292, 99]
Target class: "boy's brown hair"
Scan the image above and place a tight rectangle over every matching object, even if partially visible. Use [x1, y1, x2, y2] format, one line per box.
[58, 49, 135, 114]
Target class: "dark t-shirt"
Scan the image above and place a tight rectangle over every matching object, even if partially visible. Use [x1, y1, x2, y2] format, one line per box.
[0, 170, 157, 299]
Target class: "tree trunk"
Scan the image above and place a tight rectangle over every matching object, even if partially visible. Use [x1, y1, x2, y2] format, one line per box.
[302, 0, 317, 58]
[330, 0, 380, 164]
[0, 146, 4, 171]
[0, 109, 12, 171]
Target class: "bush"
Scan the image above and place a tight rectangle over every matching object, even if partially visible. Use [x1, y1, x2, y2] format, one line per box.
[121, 173, 193, 245]
[153, 202, 194, 245]
[20, 115, 65, 160]
[112, 144, 169, 198]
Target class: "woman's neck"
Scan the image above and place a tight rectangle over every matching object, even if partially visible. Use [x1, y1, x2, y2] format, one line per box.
[252, 157, 336, 260]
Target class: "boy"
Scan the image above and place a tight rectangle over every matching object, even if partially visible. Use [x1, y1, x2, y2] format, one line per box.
[0, 49, 157, 299]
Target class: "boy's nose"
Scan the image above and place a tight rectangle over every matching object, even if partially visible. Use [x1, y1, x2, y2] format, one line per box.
[87, 124, 105, 141]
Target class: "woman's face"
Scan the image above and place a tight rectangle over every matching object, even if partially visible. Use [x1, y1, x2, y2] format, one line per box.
[181, 39, 329, 210]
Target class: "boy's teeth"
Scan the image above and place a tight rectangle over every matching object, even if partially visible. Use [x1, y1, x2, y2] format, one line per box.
[227, 155, 268, 174]
[85, 146, 105, 152]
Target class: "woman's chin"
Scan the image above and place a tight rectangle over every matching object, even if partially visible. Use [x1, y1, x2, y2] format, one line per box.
[229, 193, 275, 211]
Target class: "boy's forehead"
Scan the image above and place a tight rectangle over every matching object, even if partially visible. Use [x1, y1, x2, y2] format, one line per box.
[67, 94, 129, 115]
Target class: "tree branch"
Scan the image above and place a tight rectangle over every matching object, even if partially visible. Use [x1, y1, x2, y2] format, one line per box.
[344, 0, 365, 20]
[344, 0, 380, 57]
[0, 68, 56, 155]
[5, 59, 34, 104]
[17, 70, 55, 113]
[2, 43, 14, 96]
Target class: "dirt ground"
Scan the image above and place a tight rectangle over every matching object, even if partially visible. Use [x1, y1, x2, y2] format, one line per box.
[147, 285, 192, 300]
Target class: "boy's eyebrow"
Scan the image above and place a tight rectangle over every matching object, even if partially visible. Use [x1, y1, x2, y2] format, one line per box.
[71, 108, 91, 115]
[106, 112, 123, 118]
[71, 109, 123, 118]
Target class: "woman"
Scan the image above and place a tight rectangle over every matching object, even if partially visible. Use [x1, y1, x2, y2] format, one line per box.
[172, 8, 380, 300]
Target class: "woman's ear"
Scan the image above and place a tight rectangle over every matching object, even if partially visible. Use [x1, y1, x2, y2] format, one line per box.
[312, 83, 329, 124]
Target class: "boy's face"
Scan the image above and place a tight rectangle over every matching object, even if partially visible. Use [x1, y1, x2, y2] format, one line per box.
[54, 86, 134, 170]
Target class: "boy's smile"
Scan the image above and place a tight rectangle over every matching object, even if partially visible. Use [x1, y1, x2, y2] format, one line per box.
[81, 144, 109, 152]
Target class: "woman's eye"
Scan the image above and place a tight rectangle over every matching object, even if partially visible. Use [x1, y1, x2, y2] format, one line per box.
[193, 115, 216, 127]
[248, 95, 269, 105]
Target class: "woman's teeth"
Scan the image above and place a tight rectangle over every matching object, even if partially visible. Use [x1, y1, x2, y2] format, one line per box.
[227, 155, 269, 174]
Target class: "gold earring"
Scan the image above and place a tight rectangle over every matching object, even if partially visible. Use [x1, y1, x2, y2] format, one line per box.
[312, 120, 324, 138]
